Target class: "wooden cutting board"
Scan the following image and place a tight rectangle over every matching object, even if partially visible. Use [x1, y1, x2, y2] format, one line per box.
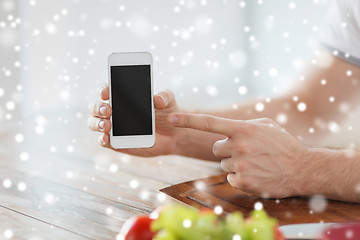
[160, 174, 360, 225]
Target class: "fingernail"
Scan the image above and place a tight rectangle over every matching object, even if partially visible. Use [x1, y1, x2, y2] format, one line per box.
[168, 115, 178, 124]
[99, 87, 104, 95]
[100, 107, 106, 115]
[160, 95, 167, 105]
[98, 120, 105, 129]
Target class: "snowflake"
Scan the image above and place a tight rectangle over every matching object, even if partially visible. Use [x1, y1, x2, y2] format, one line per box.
[206, 85, 218, 97]
[195, 181, 206, 190]
[66, 171, 74, 178]
[182, 219, 192, 228]
[238, 86, 247, 95]
[345, 230, 354, 239]
[108, 163, 119, 173]
[59, 90, 70, 100]
[157, 192, 166, 202]
[44, 193, 55, 205]
[20, 152, 29, 162]
[309, 195, 327, 213]
[328, 121, 339, 133]
[289, 2, 296, 9]
[297, 102, 307, 112]
[61, 9, 68, 15]
[67, 145, 74, 152]
[106, 207, 113, 215]
[214, 205, 223, 215]
[118, 5, 125, 11]
[35, 125, 45, 135]
[45, 22, 58, 35]
[129, 179, 139, 189]
[3, 229, 13, 239]
[276, 113, 288, 125]
[168, 56, 175, 63]
[140, 190, 150, 200]
[17, 182, 27, 191]
[255, 102, 265, 112]
[233, 234, 241, 240]
[3, 179, 12, 188]
[14, 133, 24, 143]
[268, 68, 278, 77]
[254, 202, 263, 210]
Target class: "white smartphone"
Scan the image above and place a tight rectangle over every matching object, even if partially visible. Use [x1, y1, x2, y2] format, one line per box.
[108, 52, 155, 149]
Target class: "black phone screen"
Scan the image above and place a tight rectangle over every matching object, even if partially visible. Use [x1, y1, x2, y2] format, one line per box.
[110, 65, 152, 136]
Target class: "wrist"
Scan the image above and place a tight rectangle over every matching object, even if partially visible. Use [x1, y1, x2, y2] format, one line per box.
[292, 148, 352, 199]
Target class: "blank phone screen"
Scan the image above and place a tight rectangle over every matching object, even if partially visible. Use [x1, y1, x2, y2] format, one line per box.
[110, 65, 152, 136]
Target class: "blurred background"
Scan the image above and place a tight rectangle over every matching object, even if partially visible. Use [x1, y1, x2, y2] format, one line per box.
[0, 0, 357, 166]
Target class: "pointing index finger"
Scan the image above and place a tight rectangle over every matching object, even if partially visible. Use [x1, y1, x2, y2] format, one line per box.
[168, 113, 240, 136]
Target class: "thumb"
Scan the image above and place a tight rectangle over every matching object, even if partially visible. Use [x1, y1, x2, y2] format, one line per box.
[154, 89, 176, 109]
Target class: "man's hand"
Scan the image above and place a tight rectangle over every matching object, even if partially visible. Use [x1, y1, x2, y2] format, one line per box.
[88, 85, 181, 157]
[168, 113, 310, 198]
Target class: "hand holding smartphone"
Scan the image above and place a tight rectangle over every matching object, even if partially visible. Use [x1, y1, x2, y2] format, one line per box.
[108, 52, 155, 149]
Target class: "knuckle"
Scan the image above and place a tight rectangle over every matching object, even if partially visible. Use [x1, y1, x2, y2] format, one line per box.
[261, 117, 273, 124]
[220, 159, 226, 169]
[204, 116, 216, 131]
[88, 117, 99, 131]
[235, 123, 258, 136]
[104, 120, 111, 132]
[212, 140, 222, 156]
[227, 174, 248, 191]
[235, 142, 254, 154]
[227, 174, 236, 186]
[164, 89, 174, 98]
[182, 114, 191, 127]
[87, 117, 93, 128]
[235, 161, 247, 173]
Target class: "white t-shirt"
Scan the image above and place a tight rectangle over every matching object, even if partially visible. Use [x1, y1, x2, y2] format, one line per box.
[320, 0, 360, 66]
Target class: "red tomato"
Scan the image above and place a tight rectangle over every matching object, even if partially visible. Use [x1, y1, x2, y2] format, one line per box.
[199, 208, 214, 215]
[275, 226, 285, 240]
[120, 215, 155, 240]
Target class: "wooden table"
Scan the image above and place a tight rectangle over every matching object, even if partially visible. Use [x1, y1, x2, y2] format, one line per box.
[0, 121, 223, 240]
[1, 119, 359, 239]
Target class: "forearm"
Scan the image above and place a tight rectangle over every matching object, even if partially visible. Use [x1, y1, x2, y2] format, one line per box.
[297, 148, 360, 203]
[191, 51, 360, 146]
[173, 51, 360, 160]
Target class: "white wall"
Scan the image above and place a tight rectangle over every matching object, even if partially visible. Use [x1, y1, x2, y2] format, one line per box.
[18, 0, 325, 115]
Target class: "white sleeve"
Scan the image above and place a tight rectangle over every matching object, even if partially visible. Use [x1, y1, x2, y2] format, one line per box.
[320, 0, 360, 66]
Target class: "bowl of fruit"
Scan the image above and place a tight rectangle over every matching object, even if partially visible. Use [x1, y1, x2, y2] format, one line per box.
[119, 204, 284, 240]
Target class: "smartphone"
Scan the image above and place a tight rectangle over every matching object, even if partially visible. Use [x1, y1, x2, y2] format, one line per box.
[108, 52, 155, 149]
